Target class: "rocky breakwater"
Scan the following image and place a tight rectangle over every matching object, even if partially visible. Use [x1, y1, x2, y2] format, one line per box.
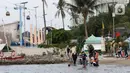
[0, 54, 68, 65]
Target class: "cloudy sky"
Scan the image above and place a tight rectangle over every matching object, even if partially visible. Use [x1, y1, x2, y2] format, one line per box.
[0, 0, 72, 31]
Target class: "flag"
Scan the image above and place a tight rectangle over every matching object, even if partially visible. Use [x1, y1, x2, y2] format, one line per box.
[102, 21, 104, 29]
[116, 32, 120, 37]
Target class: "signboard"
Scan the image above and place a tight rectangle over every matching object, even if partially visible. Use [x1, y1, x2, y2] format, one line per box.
[115, 4, 125, 15]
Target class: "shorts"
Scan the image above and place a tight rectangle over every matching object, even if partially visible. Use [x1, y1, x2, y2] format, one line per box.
[82, 60, 86, 65]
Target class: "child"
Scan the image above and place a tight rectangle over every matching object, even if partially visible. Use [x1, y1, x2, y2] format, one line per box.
[93, 51, 99, 67]
[82, 51, 87, 68]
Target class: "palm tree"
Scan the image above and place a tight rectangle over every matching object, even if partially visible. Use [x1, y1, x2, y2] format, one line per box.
[66, 0, 99, 39]
[54, 0, 66, 30]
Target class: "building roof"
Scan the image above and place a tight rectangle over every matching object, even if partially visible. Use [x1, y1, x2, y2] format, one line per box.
[85, 35, 101, 44]
[0, 21, 19, 27]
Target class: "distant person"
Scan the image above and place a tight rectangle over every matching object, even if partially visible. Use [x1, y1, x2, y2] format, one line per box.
[72, 52, 77, 66]
[82, 51, 87, 68]
[88, 44, 95, 64]
[123, 43, 128, 58]
[67, 45, 70, 59]
[68, 50, 72, 67]
[93, 51, 99, 67]
[118, 46, 122, 58]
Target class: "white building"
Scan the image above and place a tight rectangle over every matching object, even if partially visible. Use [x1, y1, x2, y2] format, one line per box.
[0, 21, 20, 44]
[96, 0, 129, 14]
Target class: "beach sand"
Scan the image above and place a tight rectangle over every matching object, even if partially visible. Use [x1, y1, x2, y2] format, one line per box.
[99, 57, 130, 66]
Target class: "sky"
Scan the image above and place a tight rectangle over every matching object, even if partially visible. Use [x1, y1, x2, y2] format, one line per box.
[0, 0, 72, 31]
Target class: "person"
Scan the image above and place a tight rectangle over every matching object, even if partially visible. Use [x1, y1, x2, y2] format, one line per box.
[67, 45, 70, 59]
[72, 52, 77, 66]
[88, 44, 95, 65]
[118, 46, 122, 58]
[68, 50, 73, 67]
[82, 51, 87, 68]
[93, 51, 99, 67]
[123, 43, 128, 58]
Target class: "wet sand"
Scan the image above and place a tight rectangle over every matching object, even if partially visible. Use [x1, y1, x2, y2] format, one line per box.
[100, 57, 130, 66]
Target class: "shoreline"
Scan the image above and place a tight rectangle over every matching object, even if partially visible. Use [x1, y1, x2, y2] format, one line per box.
[0, 57, 130, 66]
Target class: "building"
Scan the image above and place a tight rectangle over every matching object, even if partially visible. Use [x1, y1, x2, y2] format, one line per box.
[0, 21, 20, 44]
[96, 0, 129, 14]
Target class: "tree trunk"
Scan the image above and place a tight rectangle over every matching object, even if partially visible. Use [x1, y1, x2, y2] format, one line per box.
[42, 0, 47, 44]
[83, 13, 88, 39]
[61, 16, 65, 30]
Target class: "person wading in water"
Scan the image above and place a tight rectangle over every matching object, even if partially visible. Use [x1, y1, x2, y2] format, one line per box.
[82, 51, 87, 68]
[72, 52, 77, 66]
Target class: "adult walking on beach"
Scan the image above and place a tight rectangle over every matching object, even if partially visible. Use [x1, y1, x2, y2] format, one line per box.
[68, 50, 73, 67]
[72, 52, 77, 66]
[123, 42, 128, 58]
[66, 45, 70, 59]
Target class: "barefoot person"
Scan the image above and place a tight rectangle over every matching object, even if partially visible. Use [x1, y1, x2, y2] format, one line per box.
[72, 52, 77, 66]
[68, 50, 72, 67]
[66, 45, 70, 59]
[93, 51, 99, 67]
[82, 51, 87, 68]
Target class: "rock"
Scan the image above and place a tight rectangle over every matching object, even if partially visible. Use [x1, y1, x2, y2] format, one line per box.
[42, 52, 46, 56]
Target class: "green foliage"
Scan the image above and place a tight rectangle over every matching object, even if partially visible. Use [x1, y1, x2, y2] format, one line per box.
[115, 36, 123, 43]
[70, 24, 85, 39]
[76, 36, 85, 54]
[87, 5, 130, 37]
[55, 0, 66, 29]
[47, 29, 72, 44]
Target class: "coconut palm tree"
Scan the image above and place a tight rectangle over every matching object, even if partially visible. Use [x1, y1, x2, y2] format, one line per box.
[54, 0, 66, 30]
[66, 0, 100, 38]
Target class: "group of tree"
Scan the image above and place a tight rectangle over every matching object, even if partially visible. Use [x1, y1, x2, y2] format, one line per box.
[43, 0, 130, 52]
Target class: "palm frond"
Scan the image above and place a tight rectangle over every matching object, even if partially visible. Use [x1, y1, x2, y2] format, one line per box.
[61, 9, 65, 18]
[88, 0, 97, 9]
[66, 3, 80, 13]
[55, 10, 61, 18]
[57, 0, 66, 9]
[43, 0, 48, 7]
[88, 10, 94, 14]
[53, 3, 57, 7]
